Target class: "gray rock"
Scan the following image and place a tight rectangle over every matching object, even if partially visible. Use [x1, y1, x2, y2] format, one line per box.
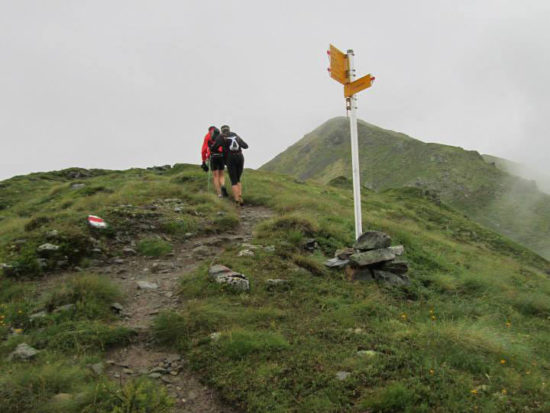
[209, 265, 232, 279]
[112, 258, 125, 264]
[214, 273, 249, 291]
[1, 263, 15, 276]
[123, 368, 134, 375]
[161, 376, 173, 384]
[166, 354, 181, 363]
[238, 249, 255, 257]
[372, 270, 410, 286]
[123, 247, 137, 256]
[90, 362, 104, 375]
[46, 230, 59, 239]
[336, 371, 351, 381]
[388, 245, 405, 256]
[380, 259, 408, 275]
[354, 231, 391, 251]
[303, 238, 318, 251]
[210, 332, 222, 341]
[324, 257, 349, 269]
[37, 243, 60, 252]
[174, 207, 183, 213]
[70, 183, 86, 190]
[241, 243, 260, 250]
[52, 393, 72, 402]
[36, 258, 48, 269]
[352, 268, 375, 282]
[192, 245, 210, 258]
[111, 302, 124, 313]
[149, 373, 162, 379]
[29, 311, 47, 320]
[357, 350, 378, 358]
[335, 247, 355, 260]
[136, 281, 158, 290]
[266, 279, 291, 291]
[150, 367, 168, 374]
[8, 343, 39, 361]
[53, 304, 75, 313]
[350, 248, 395, 267]
[264, 245, 276, 253]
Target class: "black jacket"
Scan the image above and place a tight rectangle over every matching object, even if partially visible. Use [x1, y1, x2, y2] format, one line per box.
[211, 132, 248, 158]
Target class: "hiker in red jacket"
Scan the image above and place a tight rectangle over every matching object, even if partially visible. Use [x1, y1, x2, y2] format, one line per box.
[201, 126, 228, 198]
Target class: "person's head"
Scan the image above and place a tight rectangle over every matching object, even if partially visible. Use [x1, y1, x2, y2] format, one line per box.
[209, 126, 220, 138]
[221, 125, 230, 135]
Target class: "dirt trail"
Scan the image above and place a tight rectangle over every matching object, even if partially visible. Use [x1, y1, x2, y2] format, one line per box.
[104, 206, 273, 412]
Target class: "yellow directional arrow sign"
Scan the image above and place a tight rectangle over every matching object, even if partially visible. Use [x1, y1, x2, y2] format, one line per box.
[344, 74, 375, 98]
[329, 44, 348, 85]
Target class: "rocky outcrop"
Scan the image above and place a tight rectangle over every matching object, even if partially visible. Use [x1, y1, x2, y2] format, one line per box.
[325, 230, 410, 286]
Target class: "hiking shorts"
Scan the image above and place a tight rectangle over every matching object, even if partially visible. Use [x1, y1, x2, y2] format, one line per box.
[210, 155, 225, 171]
[226, 153, 244, 185]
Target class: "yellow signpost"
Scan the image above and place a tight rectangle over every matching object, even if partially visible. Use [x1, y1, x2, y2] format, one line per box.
[344, 73, 375, 98]
[327, 44, 376, 240]
[329, 44, 348, 84]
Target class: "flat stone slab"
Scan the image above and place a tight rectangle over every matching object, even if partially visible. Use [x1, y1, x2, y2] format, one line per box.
[372, 270, 410, 286]
[388, 245, 405, 256]
[350, 248, 395, 267]
[136, 281, 159, 290]
[8, 343, 39, 361]
[335, 247, 355, 260]
[380, 259, 408, 274]
[325, 257, 349, 269]
[336, 371, 351, 381]
[37, 243, 60, 252]
[354, 231, 391, 251]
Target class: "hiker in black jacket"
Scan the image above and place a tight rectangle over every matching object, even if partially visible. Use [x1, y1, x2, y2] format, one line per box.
[220, 125, 248, 206]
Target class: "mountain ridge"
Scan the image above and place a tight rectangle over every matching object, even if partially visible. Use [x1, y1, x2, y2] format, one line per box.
[261, 117, 550, 259]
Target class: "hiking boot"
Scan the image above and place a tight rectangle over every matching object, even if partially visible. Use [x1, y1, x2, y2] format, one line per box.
[238, 196, 244, 206]
[221, 186, 229, 197]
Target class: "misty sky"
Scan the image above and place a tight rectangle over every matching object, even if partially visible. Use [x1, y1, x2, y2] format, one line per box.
[1, 0, 549, 181]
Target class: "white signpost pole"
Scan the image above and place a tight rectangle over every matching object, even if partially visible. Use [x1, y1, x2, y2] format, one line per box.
[346, 49, 363, 240]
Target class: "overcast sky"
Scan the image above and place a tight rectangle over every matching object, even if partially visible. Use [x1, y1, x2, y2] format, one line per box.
[1, 0, 549, 181]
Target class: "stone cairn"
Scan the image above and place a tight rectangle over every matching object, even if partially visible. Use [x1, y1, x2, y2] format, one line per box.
[325, 231, 410, 286]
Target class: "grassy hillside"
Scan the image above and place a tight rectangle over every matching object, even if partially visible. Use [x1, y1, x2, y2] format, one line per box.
[261, 117, 550, 259]
[1, 165, 549, 412]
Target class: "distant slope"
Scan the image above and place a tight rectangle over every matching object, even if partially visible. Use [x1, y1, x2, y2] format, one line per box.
[482, 154, 550, 194]
[262, 117, 550, 258]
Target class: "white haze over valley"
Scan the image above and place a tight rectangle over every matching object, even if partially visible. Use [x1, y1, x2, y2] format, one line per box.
[1, 1, 549, 191]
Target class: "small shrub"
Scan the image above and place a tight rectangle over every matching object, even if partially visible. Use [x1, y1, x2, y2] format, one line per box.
[137, 238, 173, 257]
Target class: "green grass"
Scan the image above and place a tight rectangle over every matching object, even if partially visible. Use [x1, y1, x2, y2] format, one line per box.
[1, 163, 550, 412]
[137, 237, 173, 257]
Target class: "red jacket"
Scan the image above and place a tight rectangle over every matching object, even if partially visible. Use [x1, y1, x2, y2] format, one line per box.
[201, 132, 211, 162]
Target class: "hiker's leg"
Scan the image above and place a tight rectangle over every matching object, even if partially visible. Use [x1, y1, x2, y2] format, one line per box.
[213, 170, 222, 195]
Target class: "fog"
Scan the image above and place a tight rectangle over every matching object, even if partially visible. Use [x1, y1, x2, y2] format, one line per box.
[1, 1, 549, 186]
